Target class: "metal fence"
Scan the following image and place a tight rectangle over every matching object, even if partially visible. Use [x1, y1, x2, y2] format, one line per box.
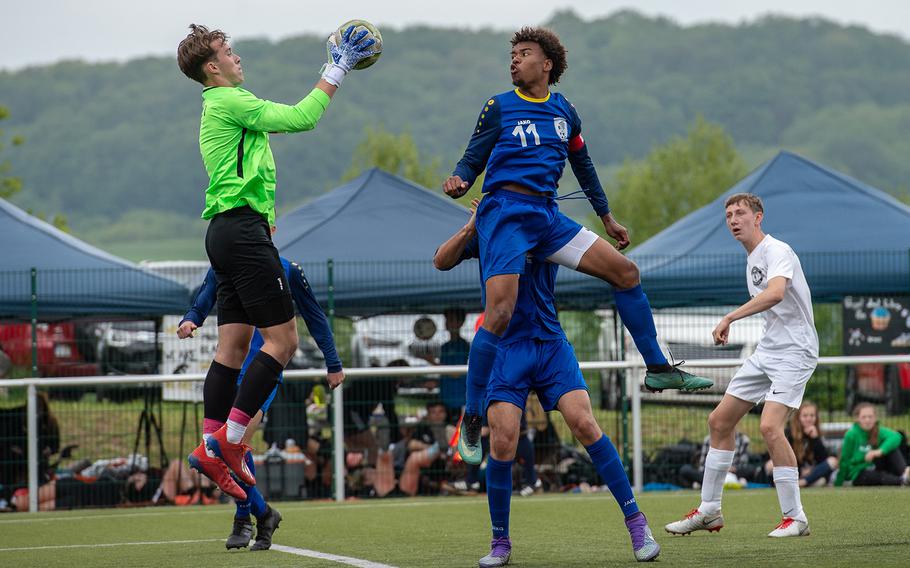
[1, 252, 909, 513]
[3, 355, 910, 513]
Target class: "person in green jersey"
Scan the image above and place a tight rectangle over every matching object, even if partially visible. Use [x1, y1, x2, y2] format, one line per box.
[835, 402, 909, 487]
[176, 24, 377, 502]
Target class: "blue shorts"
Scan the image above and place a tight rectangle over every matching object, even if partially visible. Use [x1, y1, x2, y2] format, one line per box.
[476, 190, 583, 279]
[485, 338, 587, 413]
[236, 372, 283, 414]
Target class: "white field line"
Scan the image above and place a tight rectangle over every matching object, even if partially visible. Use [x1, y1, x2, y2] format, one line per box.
[271, 544, 400, 568]
[0, 489, 773, 525]
[0, 538, 222, 552]
[0, 537, 400, 567]
[0, 498, 466, 524]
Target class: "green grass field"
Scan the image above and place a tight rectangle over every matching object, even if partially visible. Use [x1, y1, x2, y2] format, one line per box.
[2, 488, 907, 567]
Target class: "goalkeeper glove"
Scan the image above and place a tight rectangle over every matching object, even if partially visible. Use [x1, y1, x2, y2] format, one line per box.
[321, 25, 377, 86]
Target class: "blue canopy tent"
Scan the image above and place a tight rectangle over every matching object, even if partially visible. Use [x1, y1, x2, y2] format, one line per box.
[274, 169, 612, 315]
[631, 151, 910, 307]
[0, 198, 190, 317]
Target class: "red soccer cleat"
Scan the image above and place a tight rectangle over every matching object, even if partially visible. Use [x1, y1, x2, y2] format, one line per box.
[206, 425, 256, 486]
[187, 442, 246, 501]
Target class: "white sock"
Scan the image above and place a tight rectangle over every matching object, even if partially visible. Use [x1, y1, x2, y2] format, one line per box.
[202, 434, 216, 457]
[226, 420, 246, 444]
[773, 466, 806, 521]
[699, 447, 734, 515]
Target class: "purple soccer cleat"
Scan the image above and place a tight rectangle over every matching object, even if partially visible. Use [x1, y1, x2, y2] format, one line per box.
[625, 512, 661, 562]
[478, 536, 512, 567]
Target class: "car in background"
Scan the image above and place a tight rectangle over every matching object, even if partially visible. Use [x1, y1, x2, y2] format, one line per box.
[350, 313, 480, 368]
[97, 320, 160, 375]
[0, 322, 99, 378]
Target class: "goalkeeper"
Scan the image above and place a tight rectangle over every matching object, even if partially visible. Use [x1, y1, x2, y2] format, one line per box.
[176, 23, 376, 498]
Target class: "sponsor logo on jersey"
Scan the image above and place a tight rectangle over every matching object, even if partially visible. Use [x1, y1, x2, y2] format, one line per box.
[751, 265, 766, 286]
[554, 117, 569, 141]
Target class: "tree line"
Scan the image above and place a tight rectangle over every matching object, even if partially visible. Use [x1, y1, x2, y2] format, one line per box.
[1, 10, 909, 257]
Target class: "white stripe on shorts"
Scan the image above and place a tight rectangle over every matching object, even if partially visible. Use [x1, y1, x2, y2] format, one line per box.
[546, 227, 599, 269]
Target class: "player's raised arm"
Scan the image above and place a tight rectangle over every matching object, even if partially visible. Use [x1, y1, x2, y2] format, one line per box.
[434, 200, 481, 270]
[565, 106, 630, 249]
[446, 98, 502, 198]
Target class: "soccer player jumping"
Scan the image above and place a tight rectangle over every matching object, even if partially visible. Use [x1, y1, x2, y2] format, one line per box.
[176, 24, 375, 497]
[665, 193, 818, 538]
[435, 201, 660, 564]
[443, 27, 712, 464]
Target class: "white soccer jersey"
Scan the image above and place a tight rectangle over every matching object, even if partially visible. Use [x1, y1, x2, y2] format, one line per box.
[746, 235, 818, 358]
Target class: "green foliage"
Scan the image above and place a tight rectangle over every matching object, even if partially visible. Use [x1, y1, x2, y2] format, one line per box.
[343, 126, 443, 189]
[600, 116, 747, 245]
[3, 12, 910, 254]
[0, 104, 23, 200]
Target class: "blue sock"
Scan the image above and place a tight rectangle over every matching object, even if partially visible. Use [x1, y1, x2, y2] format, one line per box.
[236, 451, 267, 519]
[613, 285, 667, 367]
[516, 435, 537, 485]
[586, 434, 639, 518]
[486, 457, 513, 539]
[465, 328, 500, 415]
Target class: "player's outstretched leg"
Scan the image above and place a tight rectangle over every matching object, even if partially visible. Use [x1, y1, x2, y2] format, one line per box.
[460, 327, 500, 464]
[572, 238, 712, 392]
[557, 390, 659, 561]
[665, 448, 731, 535]
[479, 456, 513, 568]
[613, 285, 713, 392]
[586, 434, 660, 561]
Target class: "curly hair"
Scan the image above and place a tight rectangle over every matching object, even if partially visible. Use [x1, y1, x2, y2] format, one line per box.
[511, 27, 568, 85]
[177, 24, 228, 84]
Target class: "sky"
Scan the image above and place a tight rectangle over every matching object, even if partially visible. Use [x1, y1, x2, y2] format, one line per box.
[2, 0, 909, 70]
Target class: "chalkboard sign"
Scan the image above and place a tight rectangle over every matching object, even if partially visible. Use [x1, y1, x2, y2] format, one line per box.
[843, 296, 910, 355]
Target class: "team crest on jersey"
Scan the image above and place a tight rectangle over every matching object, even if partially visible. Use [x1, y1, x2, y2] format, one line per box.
[554, 117, 569, 141]
[751, 266, 766, 286]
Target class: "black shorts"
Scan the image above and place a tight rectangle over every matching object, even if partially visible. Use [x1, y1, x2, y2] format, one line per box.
[204, 206, 294, 328]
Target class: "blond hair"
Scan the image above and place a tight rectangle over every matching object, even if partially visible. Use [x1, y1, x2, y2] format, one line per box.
[724, 192, 763, 213]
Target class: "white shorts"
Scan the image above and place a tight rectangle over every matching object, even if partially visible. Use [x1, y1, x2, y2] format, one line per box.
[546, 227, 599, 269]
[726, 350, 817, 409]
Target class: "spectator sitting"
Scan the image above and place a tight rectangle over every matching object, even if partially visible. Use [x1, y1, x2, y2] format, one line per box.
[835, 402, 910, 487]
[681, 431, 755, 489]
[786, 400, 838, 487]
[399, 401, 451, 496]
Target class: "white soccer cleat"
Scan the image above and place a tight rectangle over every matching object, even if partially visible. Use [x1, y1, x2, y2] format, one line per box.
[767, 517, 810, 538]
[664, 508, 724, 535]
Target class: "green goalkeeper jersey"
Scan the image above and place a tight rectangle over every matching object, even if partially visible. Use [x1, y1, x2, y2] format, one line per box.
[198, 86, 331, 225]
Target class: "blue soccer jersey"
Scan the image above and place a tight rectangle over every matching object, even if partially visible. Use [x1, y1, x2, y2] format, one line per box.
[460, 236, 563, 345]
[453, 89, 609, 216]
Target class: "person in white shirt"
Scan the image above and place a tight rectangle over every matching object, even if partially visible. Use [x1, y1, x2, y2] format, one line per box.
[666, 192, 818, 539]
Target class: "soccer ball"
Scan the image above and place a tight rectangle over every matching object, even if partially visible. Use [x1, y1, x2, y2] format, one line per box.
[331, 19, 382, 70]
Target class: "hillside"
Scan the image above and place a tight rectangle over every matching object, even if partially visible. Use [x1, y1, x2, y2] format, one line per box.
[2, 10, 909, 259]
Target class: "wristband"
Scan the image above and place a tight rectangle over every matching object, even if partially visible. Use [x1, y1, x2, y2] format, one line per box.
[321, 63, 347, 87]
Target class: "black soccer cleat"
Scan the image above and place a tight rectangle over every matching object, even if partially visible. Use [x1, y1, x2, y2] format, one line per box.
[250, 506, 282, 551]
[225, 516, 253, 549]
